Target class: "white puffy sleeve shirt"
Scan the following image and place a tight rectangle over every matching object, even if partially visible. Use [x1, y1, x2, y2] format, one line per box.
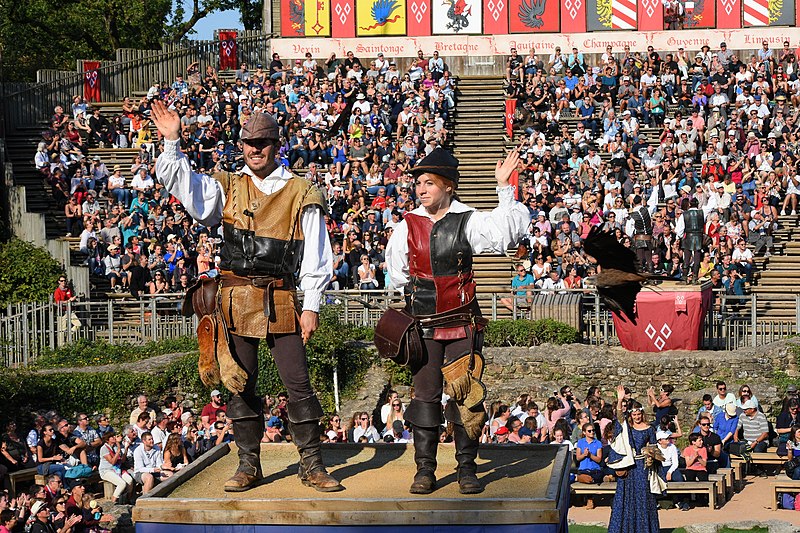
[155, 139, 331, 312]
[386, 185, 530, 290]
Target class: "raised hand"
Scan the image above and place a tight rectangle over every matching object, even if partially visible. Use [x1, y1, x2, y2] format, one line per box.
[151, 100, 181, 142]
[494, 147, 521, 187]
[616, 384, 626, 400]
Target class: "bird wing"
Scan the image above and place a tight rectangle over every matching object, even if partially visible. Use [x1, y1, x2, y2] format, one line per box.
[308, 86, 360, 140]
[531, 0, 546, 17]
[598, 282, 640, 324]
[583, 225, 640, 274]
[518, 0, 536, 25]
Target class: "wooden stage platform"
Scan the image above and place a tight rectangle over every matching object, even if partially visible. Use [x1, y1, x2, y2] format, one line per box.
[133, 442, 571, 532]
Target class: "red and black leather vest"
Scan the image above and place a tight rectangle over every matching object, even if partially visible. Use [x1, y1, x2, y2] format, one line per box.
[405, 210, 476, 319]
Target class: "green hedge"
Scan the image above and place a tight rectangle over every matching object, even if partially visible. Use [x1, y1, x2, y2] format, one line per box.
[484, 318, 580, 347]
[0, 239, 63, 306]
[32, 337, 199, 369]
[0, 306, 373, 428]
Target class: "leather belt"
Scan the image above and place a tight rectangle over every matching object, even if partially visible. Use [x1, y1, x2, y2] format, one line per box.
[220, 271, 295, 321]
[415, 299, 489, 330]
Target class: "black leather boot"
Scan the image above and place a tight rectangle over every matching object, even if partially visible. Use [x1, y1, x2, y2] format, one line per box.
[224, 394, 264, 492]
[453, 423, 482, 494]
[405, 400, 443, 494]
[287, 395, 344, 492]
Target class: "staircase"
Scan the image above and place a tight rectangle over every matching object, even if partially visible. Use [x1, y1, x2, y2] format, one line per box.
[451, 76, 518, 304]
[750, 214, 800, 321]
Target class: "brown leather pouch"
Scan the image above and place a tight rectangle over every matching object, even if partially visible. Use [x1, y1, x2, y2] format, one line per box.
[374, 308, 423, 367]
[181, 277, 220, 318]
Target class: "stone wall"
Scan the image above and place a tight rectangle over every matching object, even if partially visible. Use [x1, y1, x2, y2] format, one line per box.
[482, 340, 800, 424]
[343, 340, 800, 428]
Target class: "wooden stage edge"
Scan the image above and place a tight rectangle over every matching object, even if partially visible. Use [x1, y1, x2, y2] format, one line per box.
[132, 442, 571, 530]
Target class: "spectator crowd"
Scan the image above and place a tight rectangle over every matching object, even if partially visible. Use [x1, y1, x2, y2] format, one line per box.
[3, 378, 798, 520]
[502, 39, 800, 300]
[36, 49, 456, 298]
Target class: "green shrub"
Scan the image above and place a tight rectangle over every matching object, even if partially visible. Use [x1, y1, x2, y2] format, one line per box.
[0, 239, 63, 306]
[32, 337, 199, 369]
[484, 318, 579, 347]
[0, 305, 373, 428]
[382, 359, 413, 386]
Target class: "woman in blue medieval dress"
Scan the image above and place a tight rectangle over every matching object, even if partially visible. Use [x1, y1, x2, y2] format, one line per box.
[608, 384, 660, 533]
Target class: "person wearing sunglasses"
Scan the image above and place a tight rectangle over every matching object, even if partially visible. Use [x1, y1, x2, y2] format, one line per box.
[353, 413, 380, 443]
[691, 413, 723, 474]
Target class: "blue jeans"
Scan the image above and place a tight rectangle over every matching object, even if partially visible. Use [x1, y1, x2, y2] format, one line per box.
[38, 462, 67, 479]
[660, 465, 684, 481]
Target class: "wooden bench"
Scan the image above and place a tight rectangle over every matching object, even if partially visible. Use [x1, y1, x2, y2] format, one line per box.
[570, 480, 719, 508]
[731, 448, 785, 478]
[715, 467, 735, 498]
[770, 475, 800, 510]
[7, 467, 37, 496]
[707, 473, 728, 504]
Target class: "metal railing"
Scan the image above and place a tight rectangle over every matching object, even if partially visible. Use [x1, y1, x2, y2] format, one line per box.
[3, 289, 799, 368]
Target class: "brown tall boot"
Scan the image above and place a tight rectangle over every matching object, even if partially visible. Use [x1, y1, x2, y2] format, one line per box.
[287, 395, 343, 492]
[405, 400, 443, 494]
[223, 417, 264, 492]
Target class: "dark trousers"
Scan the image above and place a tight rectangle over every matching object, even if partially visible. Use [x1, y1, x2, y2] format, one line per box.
[412, 333, 480, 404]
[682, 248, 702, 280]
[635, 241, 652, 273]
[229, 332, 314, 413]
[683, 470, 708, 482]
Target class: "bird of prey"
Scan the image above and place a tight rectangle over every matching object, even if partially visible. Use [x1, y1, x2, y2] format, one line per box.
[306, 85, 360, 141]
[583, 226, 666, 324]
[518, 0, 546, 28]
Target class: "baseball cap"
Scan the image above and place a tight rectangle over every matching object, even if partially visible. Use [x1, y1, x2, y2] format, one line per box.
[495, 426, 510, 435]
[211, 389, 222, 397]
[725, 403, 738, 416]
[788, 384, 798, 393]
[742, 399, 756, 410]
[656, 430, 672, 440]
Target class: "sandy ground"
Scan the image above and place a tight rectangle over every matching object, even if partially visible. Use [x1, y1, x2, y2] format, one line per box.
[569, 475, 800, 529]
[169, 442, 560, 501]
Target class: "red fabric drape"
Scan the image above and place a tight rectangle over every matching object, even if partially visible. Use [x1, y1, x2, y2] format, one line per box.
[83, 61, 101, 103]
[613, 286, 713, 352]
[219, 31, 238, 70]
[505, 99, 517, 140]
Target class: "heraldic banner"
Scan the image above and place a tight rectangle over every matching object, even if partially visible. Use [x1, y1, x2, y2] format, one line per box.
[357, 0, 407, 36]
[432, 0, 483, 34]
[586, 0, 637, 30]
[508, 0, 560, 32]
[612, 284, 713, 352]
[283, 0, 333, 36]
[83, 61, 101, 103]
[219, 31, 238, 70]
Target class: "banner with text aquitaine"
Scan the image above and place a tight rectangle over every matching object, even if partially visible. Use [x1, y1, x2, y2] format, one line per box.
[432, 0, 483, 34]
[83, 61, 101, 102]
[683, 0, 716, 29]
[219, 31, 238, 70]
[586, 0, 637, 30]
[357, 0, 407, 36]
[508, 0, 560, 32]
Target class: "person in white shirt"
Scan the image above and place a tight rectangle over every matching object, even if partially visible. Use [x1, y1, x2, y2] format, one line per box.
[656, 430, 682, 482]
[133, 432, 163, 493]
[151, 102, 342, 493]
[353, 413, 381, 443]
[386, 147, 527, 495]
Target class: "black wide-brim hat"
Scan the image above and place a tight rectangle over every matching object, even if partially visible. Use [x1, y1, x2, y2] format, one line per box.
[409, 147, 460, 186]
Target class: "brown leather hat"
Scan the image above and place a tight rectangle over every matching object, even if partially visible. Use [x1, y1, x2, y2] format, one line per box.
[240, 112, 280, 142]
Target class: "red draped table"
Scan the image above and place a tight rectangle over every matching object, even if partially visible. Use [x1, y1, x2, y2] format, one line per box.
[612, 281, 713, 352]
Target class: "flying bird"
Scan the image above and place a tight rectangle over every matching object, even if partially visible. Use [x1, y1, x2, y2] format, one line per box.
[306, 85, 361, 140]
[360, 0, 402, 30]
[518, 0, 546, 28]
[583, 226, 669, 324]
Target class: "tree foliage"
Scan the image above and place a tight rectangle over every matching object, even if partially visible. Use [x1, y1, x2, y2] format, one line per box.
[0, 0, 264, 81]
[0, 239, 63, 306]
